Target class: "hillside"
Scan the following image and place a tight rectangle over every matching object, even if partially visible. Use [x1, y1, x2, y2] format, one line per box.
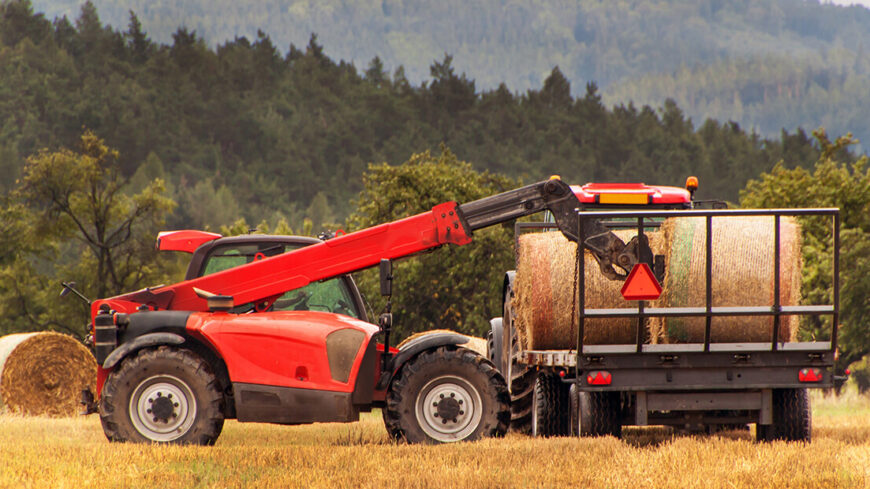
[27, 0, 870, 149]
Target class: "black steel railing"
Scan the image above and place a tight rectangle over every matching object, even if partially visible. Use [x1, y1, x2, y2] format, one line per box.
[563, 208, 839, 365]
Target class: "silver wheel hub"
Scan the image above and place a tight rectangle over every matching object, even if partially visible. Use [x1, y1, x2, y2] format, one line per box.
[416, 375, 482, 442]
[129, 375, 196, 442]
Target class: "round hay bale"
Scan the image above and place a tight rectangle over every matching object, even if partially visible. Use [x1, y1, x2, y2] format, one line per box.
[514, 230, 666, 350]
[398, 329, 488, 357]
[0, 332, 96, 416]
[655, 216, 802, 343]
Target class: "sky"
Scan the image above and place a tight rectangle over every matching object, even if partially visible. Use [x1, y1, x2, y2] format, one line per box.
[823, 0, 870, 6]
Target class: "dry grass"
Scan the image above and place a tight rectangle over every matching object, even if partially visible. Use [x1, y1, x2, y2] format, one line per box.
[1, 391, 869, 489]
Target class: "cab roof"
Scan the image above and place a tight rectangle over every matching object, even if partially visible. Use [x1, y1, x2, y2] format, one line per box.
[572, 183, 691, 206]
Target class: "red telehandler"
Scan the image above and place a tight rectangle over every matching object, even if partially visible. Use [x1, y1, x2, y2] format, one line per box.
[73, 177, 677, 445]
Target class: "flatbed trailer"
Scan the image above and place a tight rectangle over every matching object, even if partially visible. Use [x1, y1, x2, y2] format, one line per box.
[490, 207, 840, 441]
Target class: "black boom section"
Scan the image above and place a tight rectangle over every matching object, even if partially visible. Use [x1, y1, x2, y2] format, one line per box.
[458, 178, 648, 280]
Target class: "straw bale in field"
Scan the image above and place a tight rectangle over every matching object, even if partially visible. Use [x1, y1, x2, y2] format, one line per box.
[514, 230, 665, 350]
[398, 329, 488, 357]
[653, 216, 802, 343]
[0, 332, 96, 416]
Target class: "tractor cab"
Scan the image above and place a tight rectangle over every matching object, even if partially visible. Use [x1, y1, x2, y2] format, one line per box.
[156, 231, 367, 320]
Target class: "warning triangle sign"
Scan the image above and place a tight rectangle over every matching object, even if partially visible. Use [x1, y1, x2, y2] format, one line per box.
[620, 263, 662, 301]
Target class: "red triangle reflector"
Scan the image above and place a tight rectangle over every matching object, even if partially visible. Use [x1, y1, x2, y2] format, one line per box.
[621, 263, 662, 301]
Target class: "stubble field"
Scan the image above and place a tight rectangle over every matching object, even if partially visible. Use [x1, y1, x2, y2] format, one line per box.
[1, 391, 869, 489]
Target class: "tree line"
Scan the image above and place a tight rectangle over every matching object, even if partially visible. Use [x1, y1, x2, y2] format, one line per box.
[0, 0, 834, 235]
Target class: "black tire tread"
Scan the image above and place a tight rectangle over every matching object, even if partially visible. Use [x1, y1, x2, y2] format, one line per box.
[756, 388, 811, 442]
[586, 391, 622, 438]
[382, 346, 510, 444]
[100, 345, 224, 445]
[533, 371, 570, 437]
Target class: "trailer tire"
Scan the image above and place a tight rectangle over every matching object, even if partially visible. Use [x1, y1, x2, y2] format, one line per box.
[383, 346, 509, 444]
[756, 388, 811, 442]
[100, 346, 224, 445]
[531, 371, 570, 437]
[569, 384, 595, 436]
[585, 391, 622, 438]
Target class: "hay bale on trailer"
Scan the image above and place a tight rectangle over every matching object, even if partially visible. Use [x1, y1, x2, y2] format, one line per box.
[655, 216, 802, 343]
[513, 231, 666, 350]
[0, 332, 96, 416]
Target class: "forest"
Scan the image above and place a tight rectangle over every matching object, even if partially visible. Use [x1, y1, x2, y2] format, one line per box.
[0, 0, 837, 232]
[29, 0, 870, 152]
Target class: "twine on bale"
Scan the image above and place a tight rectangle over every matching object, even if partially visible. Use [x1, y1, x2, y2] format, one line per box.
[0, 332, 96, 417]
[654, 216, 802, 343]
[513, 231, 666, 350]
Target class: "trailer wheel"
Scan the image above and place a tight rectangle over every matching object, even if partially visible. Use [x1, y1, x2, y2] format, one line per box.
[531, 371, 570, 437]
[584, 391, 622, 438]
[383, 346, 509, 444]
[756, 388, 811, 442]
[100, 346, 224, 445]
[569, 384, 594, 436]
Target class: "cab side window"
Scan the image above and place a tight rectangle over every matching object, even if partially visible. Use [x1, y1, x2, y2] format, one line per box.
[199, 242, 361, 319]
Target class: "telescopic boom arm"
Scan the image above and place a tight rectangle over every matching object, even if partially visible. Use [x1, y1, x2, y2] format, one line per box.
[99, 178, 647, 314]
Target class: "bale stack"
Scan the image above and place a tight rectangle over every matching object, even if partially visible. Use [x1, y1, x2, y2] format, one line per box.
[514, 231, 665, 350]
[0, 332, 96, 416]
[513, 217, 802, 349]
[655, 216, 802, 343]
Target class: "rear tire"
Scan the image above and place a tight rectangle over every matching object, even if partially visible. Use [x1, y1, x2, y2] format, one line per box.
[569, 384, 595, 436]
[531, 371, 571, 437]
[584, 391, 622, 438]
[756, 388, 811, 442]
[383, 346, 510, 444]
[100, 346, 225, 445]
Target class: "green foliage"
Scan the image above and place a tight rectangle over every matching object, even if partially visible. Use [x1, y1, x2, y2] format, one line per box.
[0, 0, 830, 231]
[0, 131, 176, 337]
[740, 130, 870, 368]
[347, 147, 519, 340]
[847, 355, 870, 393]
[28, 0, 870, 149]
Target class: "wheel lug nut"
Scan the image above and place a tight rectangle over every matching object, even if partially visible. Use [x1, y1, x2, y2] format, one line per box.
[146, 409, 152, 414]
[458, 400, 463, 405]
[442, 419, 448, 424]
[433, 413, 439, 417]
[459, 411, 464, 415]
[148, 399, 153, 404]
[167, 394, 173, 399]
[450, 393, 455, 398]
[153, 417, 158, 422]
[433, 402, 438, 407]
[440, 394, 444, 399]
[174, 403, 179, 407]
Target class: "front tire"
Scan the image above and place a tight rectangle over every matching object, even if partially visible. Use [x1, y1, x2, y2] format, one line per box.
[383, 346, 509, 444]
[100, 346, 225, 445]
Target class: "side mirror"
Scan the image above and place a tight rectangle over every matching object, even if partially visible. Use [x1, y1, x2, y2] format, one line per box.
[60, 281, 75, 297]
[379, 259, 392, 297]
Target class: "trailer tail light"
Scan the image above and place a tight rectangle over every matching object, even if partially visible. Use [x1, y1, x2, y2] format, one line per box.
[798, 368, 823, 382]
[587, 371, 612, 385]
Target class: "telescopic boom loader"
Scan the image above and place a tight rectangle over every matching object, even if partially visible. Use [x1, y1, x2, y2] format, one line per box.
[77, 177, 648, 444]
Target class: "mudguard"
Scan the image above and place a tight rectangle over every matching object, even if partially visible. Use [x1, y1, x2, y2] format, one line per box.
[376, 331, 471, 390]
[102, 332, 185, 369]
